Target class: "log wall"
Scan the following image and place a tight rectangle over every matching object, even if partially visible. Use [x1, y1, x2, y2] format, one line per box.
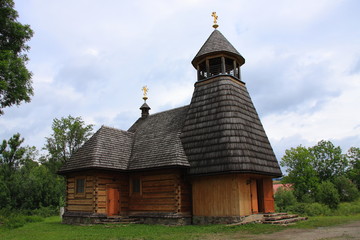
[66, 175, 95, 212]
[65, 171, 129, 215]
[128, 169, 191, 215]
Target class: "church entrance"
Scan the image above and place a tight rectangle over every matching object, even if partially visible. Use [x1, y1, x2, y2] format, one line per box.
[250, 179, 264, 214]
[107, 187, 120, 216]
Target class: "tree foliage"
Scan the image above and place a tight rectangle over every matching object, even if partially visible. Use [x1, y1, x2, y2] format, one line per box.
[310, 140, 348, 181]
[281, 140, 359, 207]
[43, 115, 93, 173]
[316, 181, 340, 209]
[0, 0, 34, 115]
[0, 134, 65, 210]
[0, 133, 26, 178]
[281, 145, 319, 201]
[347, 147, 360, 189]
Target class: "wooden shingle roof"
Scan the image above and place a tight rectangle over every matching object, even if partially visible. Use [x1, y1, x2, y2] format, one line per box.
[128, 106, 190, 170]
[180, 77, 282, 177]
[58, 126, 134, 173]
[59, 107, 190, 173]
[191, 30, 245, 67]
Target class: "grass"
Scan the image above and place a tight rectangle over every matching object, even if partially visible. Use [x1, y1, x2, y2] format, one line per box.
[1, 214, 360, 240]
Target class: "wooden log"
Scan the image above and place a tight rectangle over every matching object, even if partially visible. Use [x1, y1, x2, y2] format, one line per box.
[68, 199, 93, 205]
[67, 205, 93, 212]
[129, 204, 175, 211]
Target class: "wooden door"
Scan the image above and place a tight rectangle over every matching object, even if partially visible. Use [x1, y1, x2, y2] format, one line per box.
[107, 188, 120, 216]
[263, 178, 275, 213]
[250, 179, 258, 214]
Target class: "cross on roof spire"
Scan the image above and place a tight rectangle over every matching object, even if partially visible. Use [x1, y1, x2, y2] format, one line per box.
[211, 12, 219, 29]
[142, 86, 149, 101]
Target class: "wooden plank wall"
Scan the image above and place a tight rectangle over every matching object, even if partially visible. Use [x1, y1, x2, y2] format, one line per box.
[65, 171, 129, 214]
[180, 180, 192, 214]
[66, 175, 94, 212]
[128, 170, 191, 214]
[95, 173, 129, 215]
[192, 174, 243, 216]
[237, 176, 252, 216]
[192, 174, 275, 217]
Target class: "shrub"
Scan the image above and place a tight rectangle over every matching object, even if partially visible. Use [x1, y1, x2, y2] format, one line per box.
[31, 206, 58, 217]
[3, 215, 44, 229]
[333, 199, 360, 215]
[316, 181, 340, 209]
[287, 203, 307, 215]
[303, 203, 331, 216]
[274, 188, 297, 212]
[332, 176, 359, 202]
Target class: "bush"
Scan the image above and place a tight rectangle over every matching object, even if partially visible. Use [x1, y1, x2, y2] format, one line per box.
[333, 176, 359, 202]
[32, 206, 58, 217]
[2, 215, 44, 229]
[333, 200, 360, 215]
[275, 188, 297, 212]
[303, 203, 331, 216]
[316, 181, 340, 209]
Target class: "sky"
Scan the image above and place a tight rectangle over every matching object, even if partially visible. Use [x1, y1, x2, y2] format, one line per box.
[1, 0, 359, 165]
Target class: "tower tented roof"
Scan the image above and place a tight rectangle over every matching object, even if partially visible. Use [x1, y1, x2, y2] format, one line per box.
[180, 77, 282, 177]
[192, 30, 245, 67]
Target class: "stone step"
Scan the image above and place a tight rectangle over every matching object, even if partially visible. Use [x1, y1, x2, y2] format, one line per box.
[263, 217, 308, 225]
[263, 213, 288, 217]
[98, 216, 141, 224]
[264, 214, 299, 221]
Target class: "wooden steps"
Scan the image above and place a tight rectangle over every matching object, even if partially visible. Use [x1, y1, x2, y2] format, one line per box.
[263, 213, 307, 225]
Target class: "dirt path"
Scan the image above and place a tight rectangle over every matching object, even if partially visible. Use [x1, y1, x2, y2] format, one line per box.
[250, 221, 360, 240]
[205, 221, 360, 240]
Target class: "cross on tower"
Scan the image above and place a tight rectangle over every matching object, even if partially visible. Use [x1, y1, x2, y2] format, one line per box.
[211, 12, 219, 29]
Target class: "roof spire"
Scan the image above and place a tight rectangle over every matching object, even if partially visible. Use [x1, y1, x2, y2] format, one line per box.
[211, 12, 219, 29]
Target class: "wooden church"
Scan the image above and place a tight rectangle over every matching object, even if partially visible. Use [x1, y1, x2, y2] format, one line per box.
[58, 16, 282, 225]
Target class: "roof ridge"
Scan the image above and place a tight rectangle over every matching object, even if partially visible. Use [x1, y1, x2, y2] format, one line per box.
[100, 125, 134, 135]
[148, 105, 189, 117]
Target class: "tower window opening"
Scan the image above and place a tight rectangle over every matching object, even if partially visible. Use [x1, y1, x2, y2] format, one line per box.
[198, 61, 207, 80]
[225, 58, 235, 76]
[208, 57, 222, 77]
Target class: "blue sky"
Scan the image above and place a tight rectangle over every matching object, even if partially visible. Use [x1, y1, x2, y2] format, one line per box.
[1, 0, 359, 162]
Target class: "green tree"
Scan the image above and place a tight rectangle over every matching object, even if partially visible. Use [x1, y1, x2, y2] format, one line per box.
[0, 0, 34, 115]
[316, 181, 340, 209]
[347, 147, 360, 190]
[274, 188, 297, 212]
[281, 146, 319, 201]
[310, 140, 348, 181]
[0, 133, 26, 178]
[43, 115, 93, 173]
[332, 175, 359, 202]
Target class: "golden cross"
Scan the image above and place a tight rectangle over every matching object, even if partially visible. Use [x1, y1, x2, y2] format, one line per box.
[142, 86, 149, 98]
[211, 12, 219, 29]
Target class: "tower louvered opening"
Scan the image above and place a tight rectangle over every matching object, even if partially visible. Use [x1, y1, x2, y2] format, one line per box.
[197, 56, 241, 81]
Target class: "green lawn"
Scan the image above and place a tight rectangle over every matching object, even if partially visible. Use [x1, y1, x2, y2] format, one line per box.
[1, 215, 360, 240]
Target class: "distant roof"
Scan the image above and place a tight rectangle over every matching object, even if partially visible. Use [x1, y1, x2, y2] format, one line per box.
[192, 30, 245, 67]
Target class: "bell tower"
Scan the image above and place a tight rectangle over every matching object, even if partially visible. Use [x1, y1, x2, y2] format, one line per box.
[191, 16, 245, 82]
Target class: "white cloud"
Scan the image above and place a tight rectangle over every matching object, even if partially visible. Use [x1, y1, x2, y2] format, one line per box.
[2, 0, 359, 158]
